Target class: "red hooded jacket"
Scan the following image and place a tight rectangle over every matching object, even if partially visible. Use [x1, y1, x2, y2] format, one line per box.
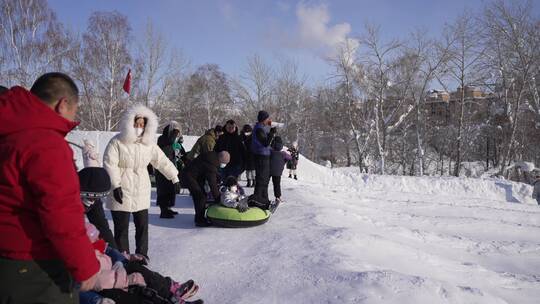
[0, 87, 99, 282]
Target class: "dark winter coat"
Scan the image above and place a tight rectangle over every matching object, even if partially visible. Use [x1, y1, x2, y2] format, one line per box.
[251, 122, 274, 156]
[533, 179, 540, 199]
[86, 199, 117, 249]
[270, 141, 292, 177]
[186, 129, 218, 161]
[0, 87, 99, 282]
[181, 151, 221, 201]
[287, 147, 299, 170]
[155, 125, 185, 196]
[241, 133, 255, 170]
[215, 127, 246, 169]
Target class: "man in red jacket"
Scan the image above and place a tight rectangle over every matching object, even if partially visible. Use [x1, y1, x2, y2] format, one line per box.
[0, 73, 100, 303]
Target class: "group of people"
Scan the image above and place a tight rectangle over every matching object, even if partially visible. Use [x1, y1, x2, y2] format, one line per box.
[0, 72, 300, 303]
[148, 111, 300, 226]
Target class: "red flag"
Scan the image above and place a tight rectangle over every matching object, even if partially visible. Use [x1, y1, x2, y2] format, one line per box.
[123, 69, 131, 94]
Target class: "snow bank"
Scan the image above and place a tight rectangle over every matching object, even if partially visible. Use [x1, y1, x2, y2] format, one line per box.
[302, 158, 536, 205]
[68, 130, 536, 205]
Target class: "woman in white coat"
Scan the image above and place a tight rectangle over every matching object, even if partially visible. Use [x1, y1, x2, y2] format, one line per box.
[104, 104, 180, 258]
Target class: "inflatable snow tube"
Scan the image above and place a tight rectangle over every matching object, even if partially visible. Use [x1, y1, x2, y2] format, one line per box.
[206, 205, 271, 228]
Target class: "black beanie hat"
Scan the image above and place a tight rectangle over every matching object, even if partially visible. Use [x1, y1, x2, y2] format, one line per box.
[257, 110, 269, 122]
[224, 176, 238, 188]
[78, 167, 111, 199]
[242, 124, 252, 133]
[272, 136, 283, 150]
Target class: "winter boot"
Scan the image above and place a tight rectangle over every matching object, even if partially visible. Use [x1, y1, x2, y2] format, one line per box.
[269, 200, 281, 214]
[288, 174, 292, 178]
[160, 207, 174, 219]
[247, 195, 269, 209]
[294, 175, 298, 180]
[170, 280, 199, 302]
[168, 208, 179, 215]
[195, 216, 212, 227]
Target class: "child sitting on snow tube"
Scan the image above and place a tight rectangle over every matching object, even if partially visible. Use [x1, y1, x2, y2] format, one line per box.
[220, 176, 250, 212]
[206, 176, 271, 227]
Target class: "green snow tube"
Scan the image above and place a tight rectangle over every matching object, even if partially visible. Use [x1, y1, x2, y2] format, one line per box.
[206, 204, 271, 228]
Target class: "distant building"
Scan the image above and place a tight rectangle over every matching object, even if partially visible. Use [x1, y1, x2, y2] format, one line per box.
[424, 90, 451, 125]
[423, 86, 489, 126]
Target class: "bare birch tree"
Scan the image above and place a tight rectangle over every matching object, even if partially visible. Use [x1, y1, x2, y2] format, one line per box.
[74, 11, 132, 131]
[0, 0, 70, 87]
[483, 0, 538, 175]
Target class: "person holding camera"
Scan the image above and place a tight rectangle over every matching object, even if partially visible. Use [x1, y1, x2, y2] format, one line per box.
[248, 110, 276, 210]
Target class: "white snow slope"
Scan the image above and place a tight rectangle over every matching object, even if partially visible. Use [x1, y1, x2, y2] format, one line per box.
[68, 131, 540, 304]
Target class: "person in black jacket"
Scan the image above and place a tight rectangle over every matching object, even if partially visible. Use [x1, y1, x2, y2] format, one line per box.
[287, 141, 300, 180]
[249, 110, 276, 210]
[156, 121, 185, 218]
[241, 124, 256, 187]
[181, 151, 230, 227]
[78, 167, 117, 249]
[215, 119, 246, 180]
[270, 136, 292, 203]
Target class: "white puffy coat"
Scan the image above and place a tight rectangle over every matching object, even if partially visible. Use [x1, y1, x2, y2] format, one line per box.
[104, 105, 179, 212]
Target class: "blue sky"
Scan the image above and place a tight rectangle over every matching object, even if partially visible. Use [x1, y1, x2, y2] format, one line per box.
[49, 0, 538, 84]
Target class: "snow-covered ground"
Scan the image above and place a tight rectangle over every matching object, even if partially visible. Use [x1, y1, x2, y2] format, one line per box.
[69, 131, 540, 303]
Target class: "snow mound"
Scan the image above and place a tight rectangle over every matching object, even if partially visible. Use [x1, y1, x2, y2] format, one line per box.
[298, 156, 536, 205]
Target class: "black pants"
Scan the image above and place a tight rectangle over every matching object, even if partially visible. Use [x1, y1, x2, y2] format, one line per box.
[253, 155, 271, 207]
[220, 164, 243, 181]
[156, 192, 176, 213]
[99, 289, 145, 304]
[97, 260, 173, 304]
[184, 176, 207, 223]
[86, 199, 117, 249]
[156, 173, 176, 209]
[111, 209, 149, 256]
[271, 175, 281, 199]
[124, 261, 171, 298]
[0, 257, 78, 304]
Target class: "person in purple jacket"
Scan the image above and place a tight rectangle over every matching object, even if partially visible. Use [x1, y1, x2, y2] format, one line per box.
[248, 110, 276, 210]
[270, 136, 291, 204]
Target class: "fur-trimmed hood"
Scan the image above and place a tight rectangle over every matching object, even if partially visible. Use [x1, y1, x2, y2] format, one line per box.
[117, 104, 158, 145]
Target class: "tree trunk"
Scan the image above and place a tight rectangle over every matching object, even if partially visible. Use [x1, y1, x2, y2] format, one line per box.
[374, 96, 385, 174]
[454, 86, 465, 177]
[499, 89, 523, 176]
[415, 104, 424, 176]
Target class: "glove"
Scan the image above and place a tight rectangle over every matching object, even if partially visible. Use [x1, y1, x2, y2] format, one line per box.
[174, 182, 181, 194]
[112, 262, 128, 289]
[269, 127, 277, 135]
[236, 201, 249, 213]
[127, 272, 146, 287]
[113, 187, 123, 204]
[128, 253, 149, 266]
